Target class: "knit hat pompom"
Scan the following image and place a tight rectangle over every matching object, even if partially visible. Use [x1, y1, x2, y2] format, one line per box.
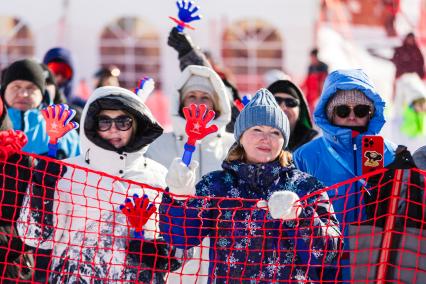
[234, 88, 290, 148]
[326, 89, 374, 121]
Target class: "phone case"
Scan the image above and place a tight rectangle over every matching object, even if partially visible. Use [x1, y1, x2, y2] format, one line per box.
[362, 135, 384, 175]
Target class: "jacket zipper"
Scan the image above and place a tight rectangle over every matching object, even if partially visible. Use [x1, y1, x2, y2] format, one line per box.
[353, 140, 359, 220]
[20, 111, 25, 131]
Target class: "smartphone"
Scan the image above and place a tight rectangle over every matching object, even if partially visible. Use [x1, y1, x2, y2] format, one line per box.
[362, 135, 384, 175]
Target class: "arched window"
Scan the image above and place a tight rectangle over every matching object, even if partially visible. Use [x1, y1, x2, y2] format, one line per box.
[0, 16, 34, 71]
[222, 19, 283, 93]
[99, 17, 161, 89]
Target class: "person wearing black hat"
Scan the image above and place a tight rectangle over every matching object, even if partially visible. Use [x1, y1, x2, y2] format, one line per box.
[93, 65, 121, 88]
[40, 63, 67, 105]
[0, 92, 35, 281]
[267, 79, 318, 151]
[1, 59, 80, 158]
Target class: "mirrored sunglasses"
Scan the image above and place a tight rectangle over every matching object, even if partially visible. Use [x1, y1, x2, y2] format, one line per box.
[274, 97, 300, 108]
[334, 104, 371, 118]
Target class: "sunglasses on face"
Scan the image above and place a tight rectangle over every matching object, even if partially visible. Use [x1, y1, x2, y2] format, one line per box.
[97, 115, 133, 131]
[274, 97, 300, 108]
[334, 104, 371, 118]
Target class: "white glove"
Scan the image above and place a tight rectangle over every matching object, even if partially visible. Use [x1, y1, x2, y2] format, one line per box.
[257, 191, 302, 220]
[166, 158, 198, 200]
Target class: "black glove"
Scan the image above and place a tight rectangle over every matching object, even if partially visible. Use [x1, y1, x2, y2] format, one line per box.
[167, 27, 194, 58]
[33, 159, 66, 191]
[128, 238, 182, 271]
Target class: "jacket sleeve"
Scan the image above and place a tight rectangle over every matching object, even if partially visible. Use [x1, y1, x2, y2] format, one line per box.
[292, 147, 307, 172]
[179, 48, 213, 71]
[284, 177, 342, 267]
[159, 177, 217, 250]
[17, 159, 68, 250]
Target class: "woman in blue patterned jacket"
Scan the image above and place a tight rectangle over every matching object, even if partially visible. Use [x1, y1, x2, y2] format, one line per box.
[160, 88, 342, 283]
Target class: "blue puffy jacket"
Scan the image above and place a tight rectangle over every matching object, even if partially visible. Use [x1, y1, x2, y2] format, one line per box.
[160, 160, 342, 283]
[293, 69, 396, 222]
[8, 107, 80, 158]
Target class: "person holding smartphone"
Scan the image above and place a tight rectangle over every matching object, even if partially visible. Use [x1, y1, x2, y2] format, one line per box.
[293, 69, 397, 280]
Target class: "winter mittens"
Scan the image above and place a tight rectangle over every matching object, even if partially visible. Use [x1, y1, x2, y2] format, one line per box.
[257, 190, 302, 221]
[166, 157, 198, 200]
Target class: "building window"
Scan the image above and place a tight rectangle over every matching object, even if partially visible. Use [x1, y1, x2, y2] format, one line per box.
[99, 17, 161, 89]
[0, 16, 34, 71]
[222, 19, 283, 93]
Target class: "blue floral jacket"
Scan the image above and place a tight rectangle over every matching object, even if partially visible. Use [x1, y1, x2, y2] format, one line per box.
[160, 160, 342, 283]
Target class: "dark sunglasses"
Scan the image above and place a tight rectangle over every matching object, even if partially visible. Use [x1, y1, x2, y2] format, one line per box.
[274, 97, 300, 108]
[334, 104, 371, 118]
[97, 115, 133, 131]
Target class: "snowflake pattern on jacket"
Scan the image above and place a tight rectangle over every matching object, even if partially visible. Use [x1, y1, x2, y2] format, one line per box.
[160, 160, 342, 283]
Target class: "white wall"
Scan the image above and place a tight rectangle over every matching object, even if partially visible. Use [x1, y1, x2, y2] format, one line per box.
[0, 0, 320, 95]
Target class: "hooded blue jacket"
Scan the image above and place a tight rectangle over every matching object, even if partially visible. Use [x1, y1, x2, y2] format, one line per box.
[293, 69, 396, 223]
[160, 160, 341, 283]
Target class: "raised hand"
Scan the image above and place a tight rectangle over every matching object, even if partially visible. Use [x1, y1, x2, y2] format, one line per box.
[42, 104, 79, 157]
[135, 76, 155, 102]
[120, 194, 156, 239]
[168, 27, 194, 57]
[42, 104, 78, 144]
[181, 103, 217, 166]
[169, 0, 202, 32]
[183, 104, 218, 146]
[0, 130, 28, 160]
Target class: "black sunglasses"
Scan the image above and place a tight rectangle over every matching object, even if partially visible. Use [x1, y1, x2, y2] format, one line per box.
[274, 97, 300, 108]
[97, 115, 133, 131]
[334, 104, 371, 118]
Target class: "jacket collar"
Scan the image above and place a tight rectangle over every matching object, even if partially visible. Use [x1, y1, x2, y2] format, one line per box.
[222, 160, 291, 192]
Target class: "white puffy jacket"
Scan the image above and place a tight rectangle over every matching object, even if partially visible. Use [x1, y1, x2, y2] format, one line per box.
[146, 65, 235, 182]
[146, 66, 235, 284]
[18, 87, 167, 283]
[383, 73, 426, 151]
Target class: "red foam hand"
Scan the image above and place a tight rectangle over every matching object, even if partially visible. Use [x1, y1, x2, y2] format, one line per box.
[183, 104, 218, 146]
[0, 130, 28, 160]
[42, 104, 78, 144]
[120, 194, 156, 233]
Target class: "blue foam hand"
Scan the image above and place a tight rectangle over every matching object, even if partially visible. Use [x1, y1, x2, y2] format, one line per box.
[175, 0, 202, 31]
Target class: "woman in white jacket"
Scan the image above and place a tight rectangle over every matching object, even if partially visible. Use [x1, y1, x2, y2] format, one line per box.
[146, 65, 235, 284]
[146, 65, 235, 181]
[18, 86, 178, 283]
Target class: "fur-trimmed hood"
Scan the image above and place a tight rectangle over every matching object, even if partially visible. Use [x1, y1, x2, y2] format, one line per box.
[79, 86, 163, 177]
[171, 65, 231, 137]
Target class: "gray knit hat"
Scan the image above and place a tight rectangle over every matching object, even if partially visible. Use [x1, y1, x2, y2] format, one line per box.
[181, 75, 216, 98]
[326, 89, 374, 120]
[180, 74, 219, 110]
[234, 88, 290, 148]
[413, 146, 426, 170]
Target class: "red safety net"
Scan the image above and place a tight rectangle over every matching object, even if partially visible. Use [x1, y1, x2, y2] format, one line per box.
[1, 152, 425, 283]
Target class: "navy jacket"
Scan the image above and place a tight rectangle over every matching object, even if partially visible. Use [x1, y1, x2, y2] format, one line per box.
[160, 160, 341, 283]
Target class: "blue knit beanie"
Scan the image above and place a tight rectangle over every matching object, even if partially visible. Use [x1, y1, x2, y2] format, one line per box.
[234, 88, 290, 148]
